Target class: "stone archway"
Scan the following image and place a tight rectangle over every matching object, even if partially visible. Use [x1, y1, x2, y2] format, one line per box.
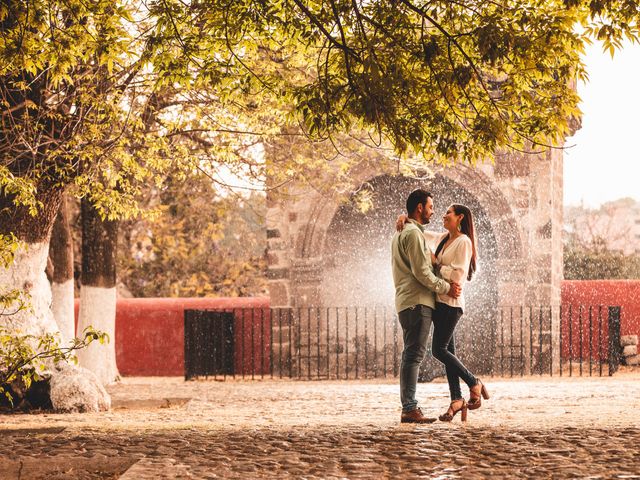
[268, 153, 562, 307]
[267, 149, 564, 376]
[319, 172, 504, 374]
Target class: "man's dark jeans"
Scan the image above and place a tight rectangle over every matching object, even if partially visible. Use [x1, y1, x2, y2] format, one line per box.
[398, 305, 433, 412]
[432, 302, 477, 400]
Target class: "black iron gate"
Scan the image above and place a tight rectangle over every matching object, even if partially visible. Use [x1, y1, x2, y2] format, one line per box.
[184, 310, 234, 380]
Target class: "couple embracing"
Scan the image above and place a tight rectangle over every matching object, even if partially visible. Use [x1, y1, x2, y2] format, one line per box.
[391, 189, 489, 424]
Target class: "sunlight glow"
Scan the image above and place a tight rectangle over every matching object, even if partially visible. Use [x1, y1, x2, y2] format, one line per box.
[564, 39, 640, 207]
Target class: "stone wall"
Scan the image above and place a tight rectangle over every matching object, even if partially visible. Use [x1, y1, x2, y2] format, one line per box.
[266, 148, 564, 375]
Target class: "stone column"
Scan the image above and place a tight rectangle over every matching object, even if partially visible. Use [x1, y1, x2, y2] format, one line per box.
[266, 186, 333, 377]
[549, 146, 564, 374]
[266, 193, 294, 377]
[490, 147, 563, 375]
[526, 148, 564, 374]
[266, 194, 293, 308]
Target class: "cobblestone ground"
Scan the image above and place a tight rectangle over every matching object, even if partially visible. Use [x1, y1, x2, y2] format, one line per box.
[1, 371, 640, 479]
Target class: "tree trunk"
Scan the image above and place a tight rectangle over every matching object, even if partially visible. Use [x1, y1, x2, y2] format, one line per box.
[48, 195, 75, 343]
[76, 198, 120, 385]
[0, 187, 63, 337]
[0, 188, 110, 412]
[0, 240, 60, 337]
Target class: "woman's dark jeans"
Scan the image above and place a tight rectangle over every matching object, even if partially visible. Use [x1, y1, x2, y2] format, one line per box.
[432, 302, 477, 400]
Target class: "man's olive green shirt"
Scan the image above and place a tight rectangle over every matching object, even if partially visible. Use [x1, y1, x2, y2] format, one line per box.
[391, 219, 450, 313]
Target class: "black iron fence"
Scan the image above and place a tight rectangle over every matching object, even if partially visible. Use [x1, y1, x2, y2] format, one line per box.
[184, 305, 622, 380]
[494, 305, 622, 378]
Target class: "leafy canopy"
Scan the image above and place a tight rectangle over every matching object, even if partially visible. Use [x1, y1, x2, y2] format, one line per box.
[2, 0, 640, 215]
[147, 0, 639, 163]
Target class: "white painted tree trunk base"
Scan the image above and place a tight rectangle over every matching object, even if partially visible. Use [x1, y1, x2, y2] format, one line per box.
[1, 241, 111, 412]
[76, 285, 120, 386]
[51, 279, 75, 343]
[0, 241, 59, 337]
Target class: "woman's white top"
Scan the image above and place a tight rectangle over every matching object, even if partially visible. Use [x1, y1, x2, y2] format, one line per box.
[423, 231, 473, 311]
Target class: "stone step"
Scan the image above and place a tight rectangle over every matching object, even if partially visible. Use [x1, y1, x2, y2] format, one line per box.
[621, 335, 638, 347]
[625, 354, 640, 366]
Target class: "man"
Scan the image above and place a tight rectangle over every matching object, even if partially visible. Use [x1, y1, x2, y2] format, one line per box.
[391, 189, 461, 423]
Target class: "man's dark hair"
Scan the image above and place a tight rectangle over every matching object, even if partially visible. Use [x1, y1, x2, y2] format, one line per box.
[406, 189, 432, 214]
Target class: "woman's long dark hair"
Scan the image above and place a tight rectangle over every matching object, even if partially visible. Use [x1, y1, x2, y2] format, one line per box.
[452, 204, 477, 281]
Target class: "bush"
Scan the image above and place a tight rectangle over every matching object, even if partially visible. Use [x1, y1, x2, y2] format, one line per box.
[0, 327, 108, 409]
[564, 243, 640, 280]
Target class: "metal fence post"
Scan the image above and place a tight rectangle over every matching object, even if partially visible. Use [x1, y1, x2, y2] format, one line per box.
[608, 306, 622, 376]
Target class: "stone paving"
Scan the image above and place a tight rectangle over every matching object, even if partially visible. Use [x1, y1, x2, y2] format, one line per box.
[1, 371, 640, 479]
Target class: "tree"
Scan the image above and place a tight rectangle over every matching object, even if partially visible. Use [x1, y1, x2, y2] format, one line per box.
[76, 199, 120, 385]
[119, 174, 267, 298]
[48, 196, 75, 343]
[564, 199, 640, 279]
[564, 198, 640, 280]
[564, 241, 640, 279]
[0, 1, 176, 409]
[2, 0, 639, 410]
[564, 199, 640, 255]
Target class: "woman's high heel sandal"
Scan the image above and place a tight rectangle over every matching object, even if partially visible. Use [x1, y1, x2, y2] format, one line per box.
[468, 379, 490, 411]
[439, 399, 468, 422]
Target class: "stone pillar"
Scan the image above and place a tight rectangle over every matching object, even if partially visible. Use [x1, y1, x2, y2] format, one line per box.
[549, 146, 564, 374]
[490, 147, 563, 375]
[266, 186, 332, 376]
[525, 148, 564, 374]
[266, 193, 293, 307]
[266, 193, 294, 377]
[527, 149, 563, 305]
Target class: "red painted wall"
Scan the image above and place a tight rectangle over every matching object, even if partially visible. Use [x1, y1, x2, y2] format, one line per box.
[562, 280, 639, 336]
[75, 297, 270, 376]
[561, 280, 640, 361]
[230, 306, 271, 377]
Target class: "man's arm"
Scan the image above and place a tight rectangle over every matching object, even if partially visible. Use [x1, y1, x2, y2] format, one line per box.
[403, 229, 452, 296]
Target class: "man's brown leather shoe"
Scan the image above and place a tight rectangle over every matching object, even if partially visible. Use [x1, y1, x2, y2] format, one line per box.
[400, 407, 437, 424]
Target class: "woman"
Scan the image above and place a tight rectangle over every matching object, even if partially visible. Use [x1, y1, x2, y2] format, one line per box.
[397, 204, 489, 422]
